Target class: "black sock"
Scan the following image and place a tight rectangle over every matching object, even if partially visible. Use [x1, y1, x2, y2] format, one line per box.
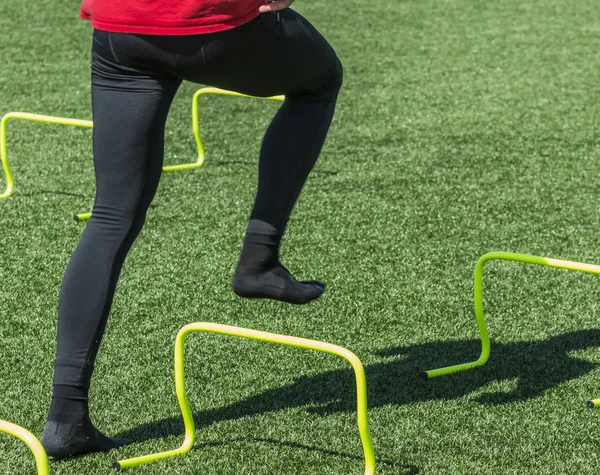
[47, 385, 89, 424]
[236, 220, 282, 273]
[42, 384, 128, 459]
[232, 220, 325, 305]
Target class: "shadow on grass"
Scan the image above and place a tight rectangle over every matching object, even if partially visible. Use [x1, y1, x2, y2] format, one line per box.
[19, 190, 89, 199]
[206, 160, 339, 176]
[207, 160, 254, 167]
[309, 169, 339, 177]
[194, 437, 418, 474]
[117, 329, 600, 466]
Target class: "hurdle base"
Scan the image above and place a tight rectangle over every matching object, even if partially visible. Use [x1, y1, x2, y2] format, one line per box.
[74, 212, 92, 222]
[587, 399, 600, 409]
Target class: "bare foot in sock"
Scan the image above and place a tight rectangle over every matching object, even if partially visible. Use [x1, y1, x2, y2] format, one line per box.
[41, 417, 128, 459]
[232, 264, 325, 304]
[233, 220, 326, 304]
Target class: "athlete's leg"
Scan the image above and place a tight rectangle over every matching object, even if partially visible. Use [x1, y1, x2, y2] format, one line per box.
[178, 10, 343, 303]
[42, 30, 181, 458]
[210, 11, 344, 304]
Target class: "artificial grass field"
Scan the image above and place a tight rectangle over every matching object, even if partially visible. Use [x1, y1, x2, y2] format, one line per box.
[1, 0, 600, 473]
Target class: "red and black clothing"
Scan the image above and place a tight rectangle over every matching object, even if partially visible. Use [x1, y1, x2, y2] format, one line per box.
[80, 0, 265, 35]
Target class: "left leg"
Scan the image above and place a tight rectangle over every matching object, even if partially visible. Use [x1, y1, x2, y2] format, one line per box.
[230, 68, 343, 304]
[196, 10, 344, 304]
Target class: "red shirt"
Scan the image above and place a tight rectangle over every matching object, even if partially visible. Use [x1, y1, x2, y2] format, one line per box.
[80, 0, 265, 35]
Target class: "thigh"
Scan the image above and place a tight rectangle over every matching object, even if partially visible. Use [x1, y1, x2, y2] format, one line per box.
[198, 9, 342, 97]
[107, 10, 341, 98]
[90, 30, 181, 219]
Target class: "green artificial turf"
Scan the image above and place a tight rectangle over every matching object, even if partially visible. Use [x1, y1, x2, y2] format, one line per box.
[2, 0, 600, 473]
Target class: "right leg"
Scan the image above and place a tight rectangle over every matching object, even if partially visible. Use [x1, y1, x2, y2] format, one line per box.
[42, 30, 181, 458]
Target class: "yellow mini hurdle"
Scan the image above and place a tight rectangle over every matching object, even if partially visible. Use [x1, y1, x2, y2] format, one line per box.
[424, 251, 600, 407]
[0, 88, 284, 222]
[0, 420, 49, 475]
[114, 322, 375, 474]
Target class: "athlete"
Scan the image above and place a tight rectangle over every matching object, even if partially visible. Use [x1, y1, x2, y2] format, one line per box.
[40, 0, 343, 458]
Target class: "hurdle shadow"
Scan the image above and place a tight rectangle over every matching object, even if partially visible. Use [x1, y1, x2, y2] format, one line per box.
[207, 160, 254, 167]
[19, 190, 89, 199]
[193, 438, 417, 474]
[117, 329, 600, 463]
[205, 160, 339, 177]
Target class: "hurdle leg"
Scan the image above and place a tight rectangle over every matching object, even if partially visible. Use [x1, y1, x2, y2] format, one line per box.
[162, 87, 285, 172]
[424, 252, 600, 380]
[0, 115, 16, 199]
[114, 322, 375, 475]
[0, 112, 93, 200]
[587, 399, 600, 409]
[0, 420, 50, 475]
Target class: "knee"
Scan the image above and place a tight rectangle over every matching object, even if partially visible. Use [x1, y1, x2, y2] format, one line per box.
[330, 56, 344, 93]
[318, 55, 343, 100]
[88, 205, 147, 244]
[291, 55, 343, 103]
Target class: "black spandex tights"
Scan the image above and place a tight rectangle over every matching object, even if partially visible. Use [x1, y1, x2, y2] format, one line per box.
[44, 9, 342, 456]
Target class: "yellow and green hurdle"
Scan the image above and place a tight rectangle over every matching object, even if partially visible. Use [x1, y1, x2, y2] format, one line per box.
[0, 322, 372, 474]
[114, 322, 375, 475]
[424, 251, 600, 407]
[0, 112, 94, 201]
[0, 420, 49, 475]
[0, 88, 284, 222]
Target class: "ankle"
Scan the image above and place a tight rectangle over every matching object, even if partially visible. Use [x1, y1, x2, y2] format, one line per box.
[47, 384, 89, 424]
[237, 220, 282, 273]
